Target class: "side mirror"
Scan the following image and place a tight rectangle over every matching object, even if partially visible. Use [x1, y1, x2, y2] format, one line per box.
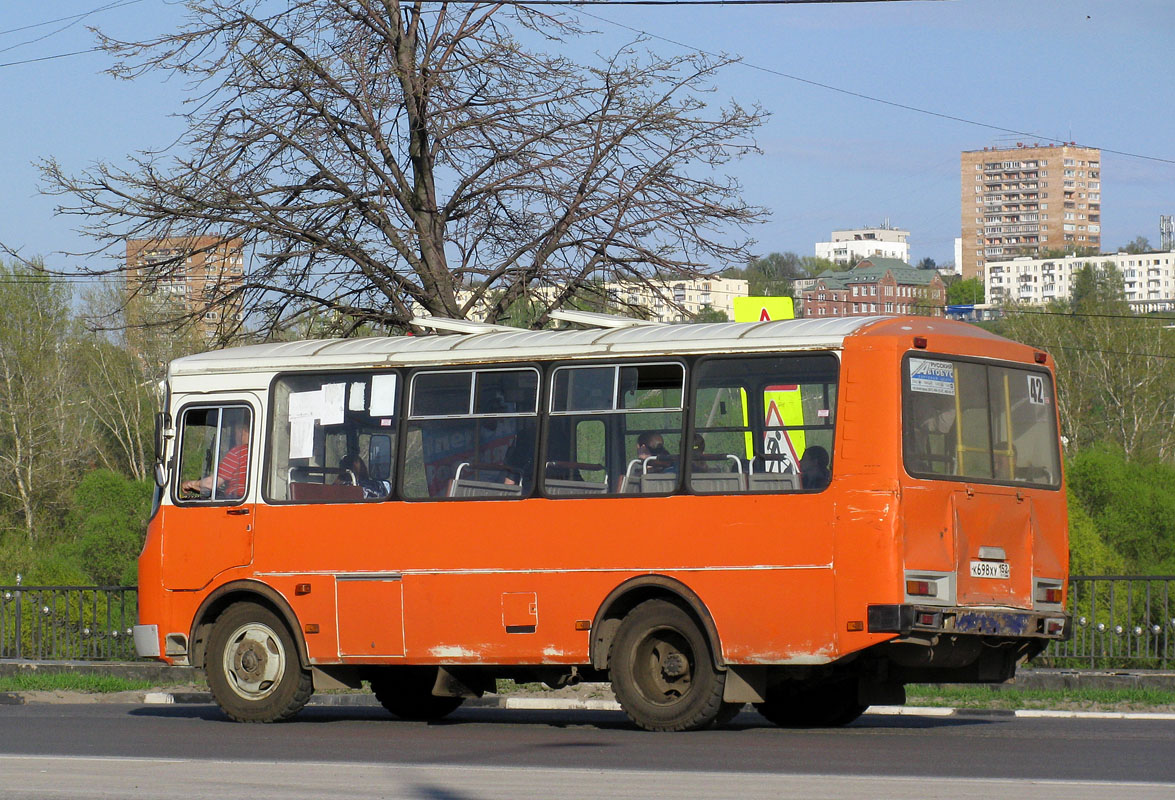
[154, 461, 169, 488]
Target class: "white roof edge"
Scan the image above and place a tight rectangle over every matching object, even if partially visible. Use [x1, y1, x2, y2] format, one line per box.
[168, 317, 896, 378]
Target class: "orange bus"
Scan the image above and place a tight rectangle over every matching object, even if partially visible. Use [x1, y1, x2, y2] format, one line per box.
[133, 313, 1070, 730]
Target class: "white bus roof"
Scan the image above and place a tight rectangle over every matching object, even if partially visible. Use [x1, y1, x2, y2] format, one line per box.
[168, 316, 965, 378]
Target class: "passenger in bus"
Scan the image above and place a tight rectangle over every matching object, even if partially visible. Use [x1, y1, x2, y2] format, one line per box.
[799, 445, 831, 490]
[637, 432, 675, 473]
[502, 424, 536, 487]
[690, 434, 716, 473]
[181, 421, 249, 499]
[336, 453, 391, 499]
[992, 442, 1016, 481]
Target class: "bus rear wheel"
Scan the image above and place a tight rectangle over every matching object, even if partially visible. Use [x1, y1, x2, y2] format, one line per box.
[205, 602, 312, 723]
[370, 667, 465, 721]
[609, 599, 725, 732]
[754, 678, 867, 728]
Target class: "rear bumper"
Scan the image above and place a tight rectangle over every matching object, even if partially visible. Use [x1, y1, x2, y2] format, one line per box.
[868, 604, 1071, 641]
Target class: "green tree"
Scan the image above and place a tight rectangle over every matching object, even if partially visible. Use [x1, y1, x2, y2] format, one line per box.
[946, 277, 984, 305]
[691, 305, 729, 323]
[1070, 262, 1128, 314]
[736, 253, 804, 296]
[1066, 448, 1175, 574]
[916, 257, 937, 270]
[997, 256, 1174, 462]
[1066, 496, 1127, 576]
[1121, 236, 1151, 254]
[64, 470, 153, 585]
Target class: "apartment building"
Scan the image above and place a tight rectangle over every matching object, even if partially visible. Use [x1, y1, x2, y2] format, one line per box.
[814, 224, 910, 265]
[125, 235, 245, 335]
[800, 257, 945, 318]
[986, 250, 1175, 313]
[457, 276, 749, 323]
[961, 143, 1102, 280]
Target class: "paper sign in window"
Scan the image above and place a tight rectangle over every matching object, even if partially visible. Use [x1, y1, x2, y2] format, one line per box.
[370, 373, 398, 417]
[320, 383, 346, 425]
[287, 390, 320, 460]
[348, 382, 366, 412]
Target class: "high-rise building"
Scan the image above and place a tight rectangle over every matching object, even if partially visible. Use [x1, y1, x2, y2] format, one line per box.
[125, 235, 245, 336]
[960, 144, 1101, 280]
[814, 223, 910, 265]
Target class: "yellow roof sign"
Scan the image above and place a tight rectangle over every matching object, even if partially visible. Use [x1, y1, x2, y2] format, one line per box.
[733, 296, 795, 322]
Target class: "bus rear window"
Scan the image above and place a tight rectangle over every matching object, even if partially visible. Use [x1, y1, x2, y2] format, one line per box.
[902, 356, 1060, 487]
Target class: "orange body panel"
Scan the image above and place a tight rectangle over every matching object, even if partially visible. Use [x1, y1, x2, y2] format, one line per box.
[137, 318, 1069, 671]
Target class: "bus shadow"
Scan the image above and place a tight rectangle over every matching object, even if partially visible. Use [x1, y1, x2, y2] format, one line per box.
[128, 704, 994, 731]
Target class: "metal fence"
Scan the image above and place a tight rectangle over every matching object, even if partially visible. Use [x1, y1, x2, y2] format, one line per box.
[1, 575, 1173, 667]
[1040, 575, 1175, 669]
[0, 578, 138, 661]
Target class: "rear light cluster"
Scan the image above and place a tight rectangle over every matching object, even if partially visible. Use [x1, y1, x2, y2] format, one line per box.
[1034, 579, 1065, 607]
[906, 580, 933, 596]
[903, 571, 954, 605]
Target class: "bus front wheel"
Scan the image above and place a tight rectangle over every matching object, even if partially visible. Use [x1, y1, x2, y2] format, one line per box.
[205, 602, 312, 723]
[608, 599, 725, 732]
[370, 667, 465, 721]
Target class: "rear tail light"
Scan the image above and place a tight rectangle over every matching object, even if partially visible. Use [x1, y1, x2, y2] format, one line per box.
[1034, 579, 1065, 606]
[906, 580, 933, 596]
[1045, 618, 1065, 636]
[903, 571, 954, 605]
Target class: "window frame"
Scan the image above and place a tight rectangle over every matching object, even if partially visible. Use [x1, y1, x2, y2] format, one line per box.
[262, 369, 402, 505]
[900, 351, 1062, 490]
[541, 359, 687, 498]
[172, 401, 255, 507]
[686, 352, 841, 496]
[399, 365, 542, 502]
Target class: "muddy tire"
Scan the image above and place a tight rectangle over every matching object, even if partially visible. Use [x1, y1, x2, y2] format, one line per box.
[205, 602, 312, 723]
[370, 667, 465, 721]
[609, 599, 725, 732]
[754, 679, 866, 728]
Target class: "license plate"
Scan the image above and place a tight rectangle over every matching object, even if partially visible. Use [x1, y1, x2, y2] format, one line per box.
[970, 560, 1010, 579]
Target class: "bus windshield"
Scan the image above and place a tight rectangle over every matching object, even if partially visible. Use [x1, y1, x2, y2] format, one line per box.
[902, 355, 1060, 487]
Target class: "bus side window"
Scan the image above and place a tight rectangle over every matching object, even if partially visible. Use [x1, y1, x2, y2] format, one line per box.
[545, 362, 684, 497]
[267, 372, 398, 503]
[402, 368, 539, 500]
[691, 355, 839, 494]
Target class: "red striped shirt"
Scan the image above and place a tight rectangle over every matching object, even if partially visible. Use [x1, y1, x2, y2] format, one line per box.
[217, 444, 249, 499]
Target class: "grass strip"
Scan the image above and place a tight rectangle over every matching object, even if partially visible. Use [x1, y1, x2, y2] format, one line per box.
[0, 673, 157, 694]
[906, 684, 1175, 711]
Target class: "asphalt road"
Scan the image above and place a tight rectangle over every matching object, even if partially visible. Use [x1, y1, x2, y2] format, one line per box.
[2, 704, 1174, 799]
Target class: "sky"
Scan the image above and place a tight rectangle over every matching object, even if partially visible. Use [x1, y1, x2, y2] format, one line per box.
[1, 0, 1173, 276]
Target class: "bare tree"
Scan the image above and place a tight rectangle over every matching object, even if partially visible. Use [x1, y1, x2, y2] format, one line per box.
[0, 262, 80, 542]
[40, 0, 766, 334]
[77, 286, 207, 480]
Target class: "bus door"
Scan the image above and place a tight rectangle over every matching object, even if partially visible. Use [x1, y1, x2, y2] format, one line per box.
[163, 399, 259, 591]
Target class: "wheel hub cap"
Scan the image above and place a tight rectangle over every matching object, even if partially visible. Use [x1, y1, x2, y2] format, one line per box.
[223, 623, 285, 700]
